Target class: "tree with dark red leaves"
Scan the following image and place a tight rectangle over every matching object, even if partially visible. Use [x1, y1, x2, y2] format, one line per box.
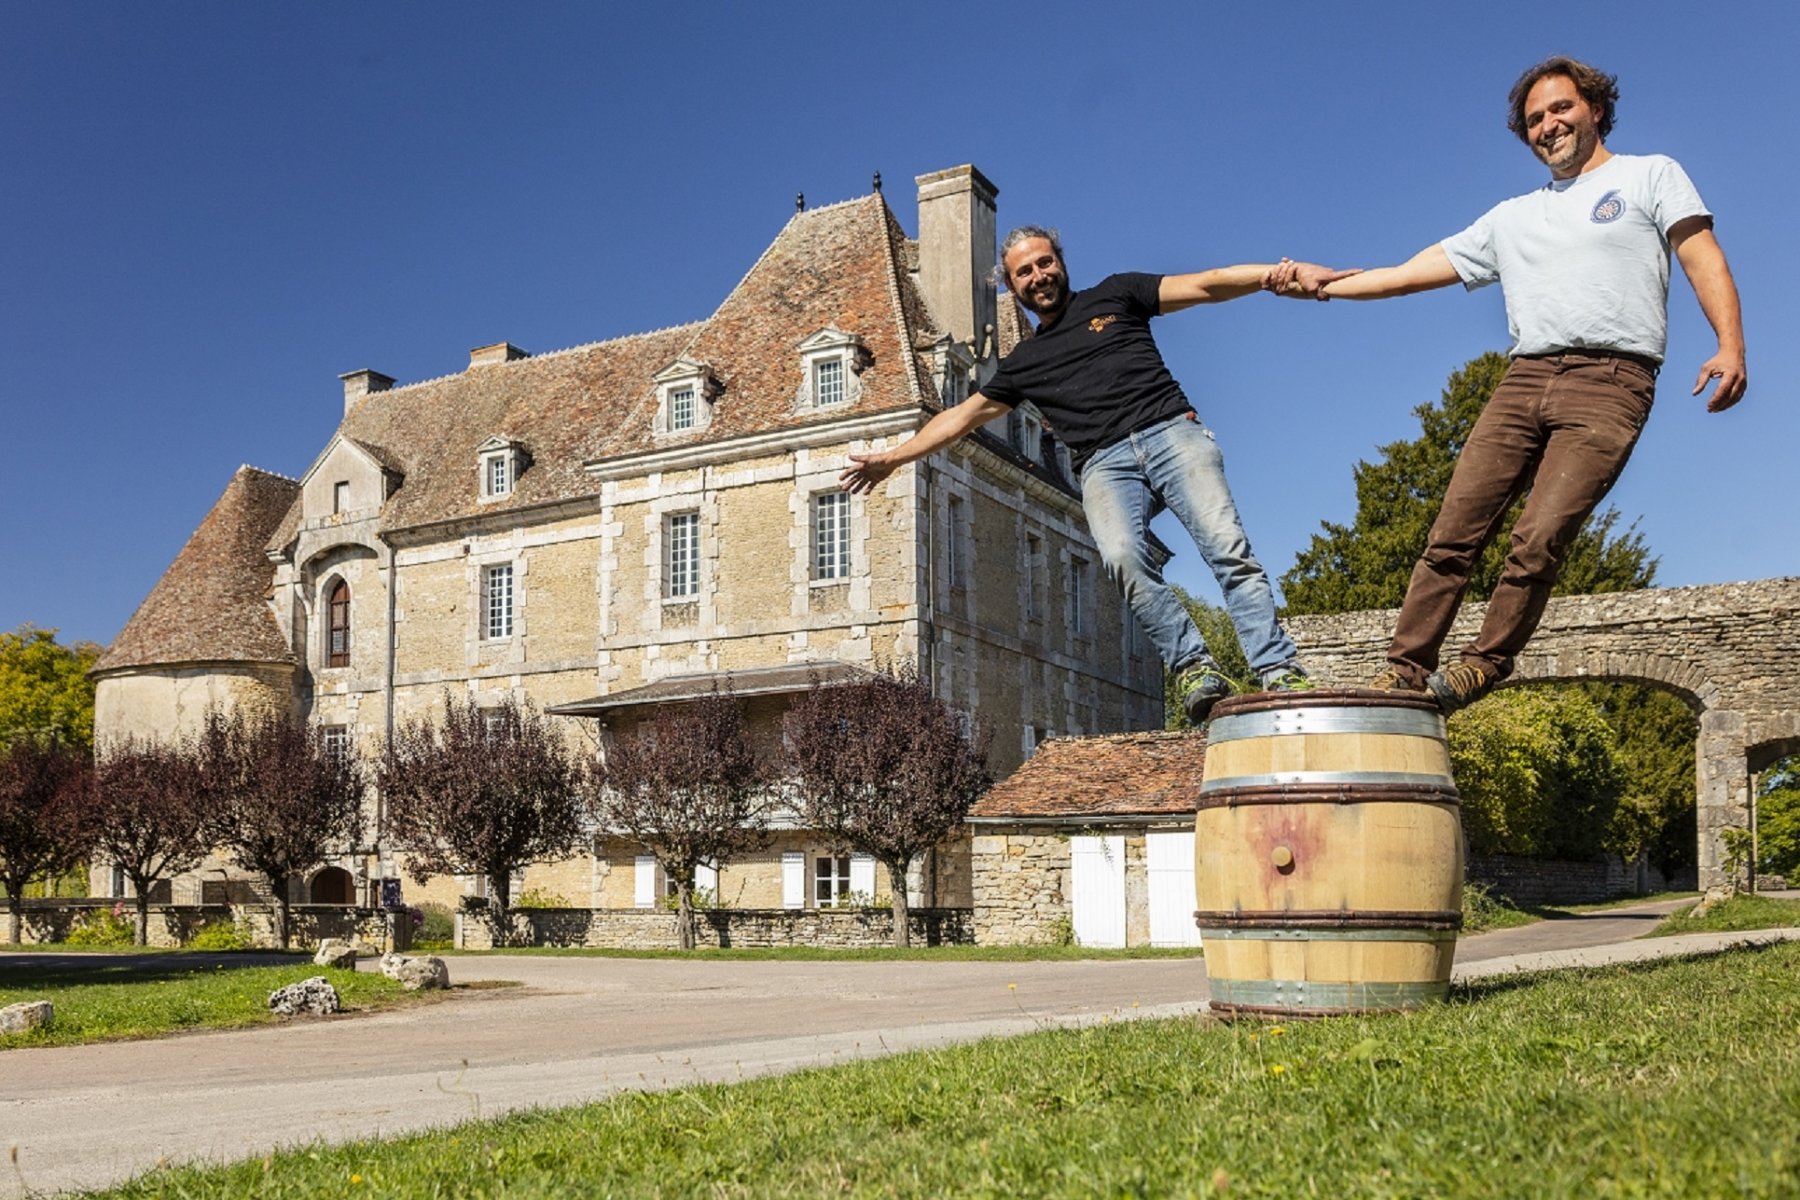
[0, 735, 93, 944]
[783, 664, 990, 948]
[380, 695, 588, 947]
[201, 709, 365, 950]
[92, 735, 212, 945]
[596, 690, 773, 950]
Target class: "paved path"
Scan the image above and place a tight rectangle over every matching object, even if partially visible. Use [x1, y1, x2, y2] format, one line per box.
[3, 897, 1793, 1197]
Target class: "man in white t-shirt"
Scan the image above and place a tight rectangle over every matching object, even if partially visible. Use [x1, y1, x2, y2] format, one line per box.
[1289, 55, 1747, 712]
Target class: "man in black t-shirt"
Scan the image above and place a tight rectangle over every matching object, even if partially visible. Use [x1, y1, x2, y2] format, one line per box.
[841, 226, 1351, 724]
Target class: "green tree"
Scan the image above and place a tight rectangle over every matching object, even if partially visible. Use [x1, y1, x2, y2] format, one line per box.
[1585, 684, 1698, 872]
[0, 626, 100, 753]
[1280, 352, 1656, 616]
[1756, 756, 1800, 879]
[1448, 688, 1625, 860]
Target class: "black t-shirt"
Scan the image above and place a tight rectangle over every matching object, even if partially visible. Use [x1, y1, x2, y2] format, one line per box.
[980, 272, 1192, 469]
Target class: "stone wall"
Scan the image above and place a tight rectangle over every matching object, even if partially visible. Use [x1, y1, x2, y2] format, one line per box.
[970, 828, 1070, 945]
[11, 900, 396, 949]
[454, 906, 973, 950]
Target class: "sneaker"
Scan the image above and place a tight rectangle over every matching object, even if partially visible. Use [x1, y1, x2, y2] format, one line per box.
[1176, 662, 1234, 725]
[1262, 663, 1315, 693]
[1368, 667, 1426, 692]
[1427, 661, 1495, 713]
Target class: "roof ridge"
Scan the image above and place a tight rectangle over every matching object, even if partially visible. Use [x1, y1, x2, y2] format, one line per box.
[236, 463, 300, 484]
[352, 321, 710, 399]
[872, 195, 926, 408]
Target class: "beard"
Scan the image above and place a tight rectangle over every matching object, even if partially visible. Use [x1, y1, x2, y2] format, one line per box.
[1016, 274, 1069, 316]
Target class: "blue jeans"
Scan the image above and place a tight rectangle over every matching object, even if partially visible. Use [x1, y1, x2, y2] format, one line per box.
[1078, 412, 1297, 678]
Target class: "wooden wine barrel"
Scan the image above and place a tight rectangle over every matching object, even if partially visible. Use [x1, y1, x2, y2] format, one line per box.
[1194, 688, 1464, 1017]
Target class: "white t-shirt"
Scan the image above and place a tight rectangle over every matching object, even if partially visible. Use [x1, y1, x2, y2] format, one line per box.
[1439, 153, 1709, 362]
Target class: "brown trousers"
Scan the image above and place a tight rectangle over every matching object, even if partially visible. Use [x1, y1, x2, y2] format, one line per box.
[1388, 352, 1657, 684]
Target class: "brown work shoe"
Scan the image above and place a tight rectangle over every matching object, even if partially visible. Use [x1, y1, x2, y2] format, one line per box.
[1368, 667, 1425, 692]
[1427, 661, 1495, 713]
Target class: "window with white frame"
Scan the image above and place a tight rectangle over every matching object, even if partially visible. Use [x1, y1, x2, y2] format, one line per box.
[1069, 556, 1090, 638]
[668, 385, 697, 431]
[486, 454, 511, 496]
[813, 359, 845, 408]
[482, 563, 514, 639]
[1022, 413, 1043, 464]
[812, 491, 850, 581]
[944, 360, 969, 405]
[665, 511, 699, 599]
[321, 725, 350, 763]
[815, 854, 852, 906]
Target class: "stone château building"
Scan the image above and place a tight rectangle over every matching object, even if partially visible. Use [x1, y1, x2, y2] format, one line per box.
[89, 165, 1165, 918]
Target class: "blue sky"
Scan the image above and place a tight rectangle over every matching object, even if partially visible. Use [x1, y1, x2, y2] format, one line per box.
[4, 2, 1795, 648]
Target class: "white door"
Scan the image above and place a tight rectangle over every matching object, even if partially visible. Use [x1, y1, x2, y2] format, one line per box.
[1069, 835, 1126, 948]
[1146, 830, 1203, 947]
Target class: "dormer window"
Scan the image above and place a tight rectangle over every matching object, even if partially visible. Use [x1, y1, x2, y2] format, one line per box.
[653, 359, 720, 437]
[795, 327, 871, 412]
[477, 436, 527, 502]
[923, 334, 975, 407]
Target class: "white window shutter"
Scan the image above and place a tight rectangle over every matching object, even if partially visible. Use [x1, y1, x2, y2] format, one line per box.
[634, 856, 657, 908]
[696, 861, 718, 893]
[781, 852, 805, 909]
[850, 854, 877, 896]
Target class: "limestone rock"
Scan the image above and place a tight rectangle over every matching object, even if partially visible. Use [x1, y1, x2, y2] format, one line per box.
[268, 976, 341, 1016]
[0, 1001, 54, 1034]
[380, 952, 449, 991]
[313, 938, 359, 970]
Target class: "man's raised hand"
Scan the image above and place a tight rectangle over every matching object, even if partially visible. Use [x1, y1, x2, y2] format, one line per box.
[840, 452, 894, 495]
[1264, 259, 1362, 300]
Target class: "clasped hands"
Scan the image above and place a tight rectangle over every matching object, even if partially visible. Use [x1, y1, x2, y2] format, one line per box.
[1263, 259, 1361, 301]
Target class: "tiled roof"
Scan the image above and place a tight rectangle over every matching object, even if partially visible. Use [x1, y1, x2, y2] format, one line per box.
[969, 730, 1206, 821]
[94, 466, 300, 673]
[277, 192, 942, 541]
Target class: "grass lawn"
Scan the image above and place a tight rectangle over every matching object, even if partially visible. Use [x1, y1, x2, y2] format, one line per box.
[89, 942, 1800, 1198]
[0, 958, 423, 1048]
[1649, 892, 1800, 937]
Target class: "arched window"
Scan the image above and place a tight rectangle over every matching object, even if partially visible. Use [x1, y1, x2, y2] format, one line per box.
[327, 579, 350, 668]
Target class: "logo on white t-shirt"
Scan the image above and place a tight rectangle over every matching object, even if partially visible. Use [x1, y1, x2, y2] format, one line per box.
[1590, 190, 1627, 224]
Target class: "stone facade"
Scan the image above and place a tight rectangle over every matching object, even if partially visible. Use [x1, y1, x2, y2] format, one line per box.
[1288, 577, 1800, 889]
[970, 822, 1188, 947]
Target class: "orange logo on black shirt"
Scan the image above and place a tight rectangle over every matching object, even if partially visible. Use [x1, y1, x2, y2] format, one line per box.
[1089, 315, 1118, 333]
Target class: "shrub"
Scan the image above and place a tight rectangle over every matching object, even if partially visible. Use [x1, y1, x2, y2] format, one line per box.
[1461, 882, 1527, 933]
[514, 887, 574, 909]
[186, 918, 253, 951]
[414, 902, 453, 947]
[64, 903, 134, 946]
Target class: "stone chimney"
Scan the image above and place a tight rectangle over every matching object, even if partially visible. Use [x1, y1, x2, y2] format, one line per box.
[469, 342, 530, 369]
[339, 369, 395, 415]
[914, 165, 998, 364]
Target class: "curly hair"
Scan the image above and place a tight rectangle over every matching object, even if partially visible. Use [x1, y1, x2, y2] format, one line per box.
[1506, 56, 1620, 143]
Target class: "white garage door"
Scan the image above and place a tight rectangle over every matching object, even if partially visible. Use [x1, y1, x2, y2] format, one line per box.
[1146, 830, 1202, 947]
[1069, 835, 1126, 948]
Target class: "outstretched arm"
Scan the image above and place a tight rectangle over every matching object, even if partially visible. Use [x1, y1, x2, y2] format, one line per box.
[1315, 245, 1461, 300]
[1670, 216, 1747, 412]
[839, 395, 1014, 494]
[1160, 262, 1357, 312]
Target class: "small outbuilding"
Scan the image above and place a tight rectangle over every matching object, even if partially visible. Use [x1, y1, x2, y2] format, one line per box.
[967, 730, 1206, 947]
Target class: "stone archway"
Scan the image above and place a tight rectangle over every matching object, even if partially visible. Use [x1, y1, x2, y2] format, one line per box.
[1285, 577, 1800, 888]
[309, 866, 356, 905]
